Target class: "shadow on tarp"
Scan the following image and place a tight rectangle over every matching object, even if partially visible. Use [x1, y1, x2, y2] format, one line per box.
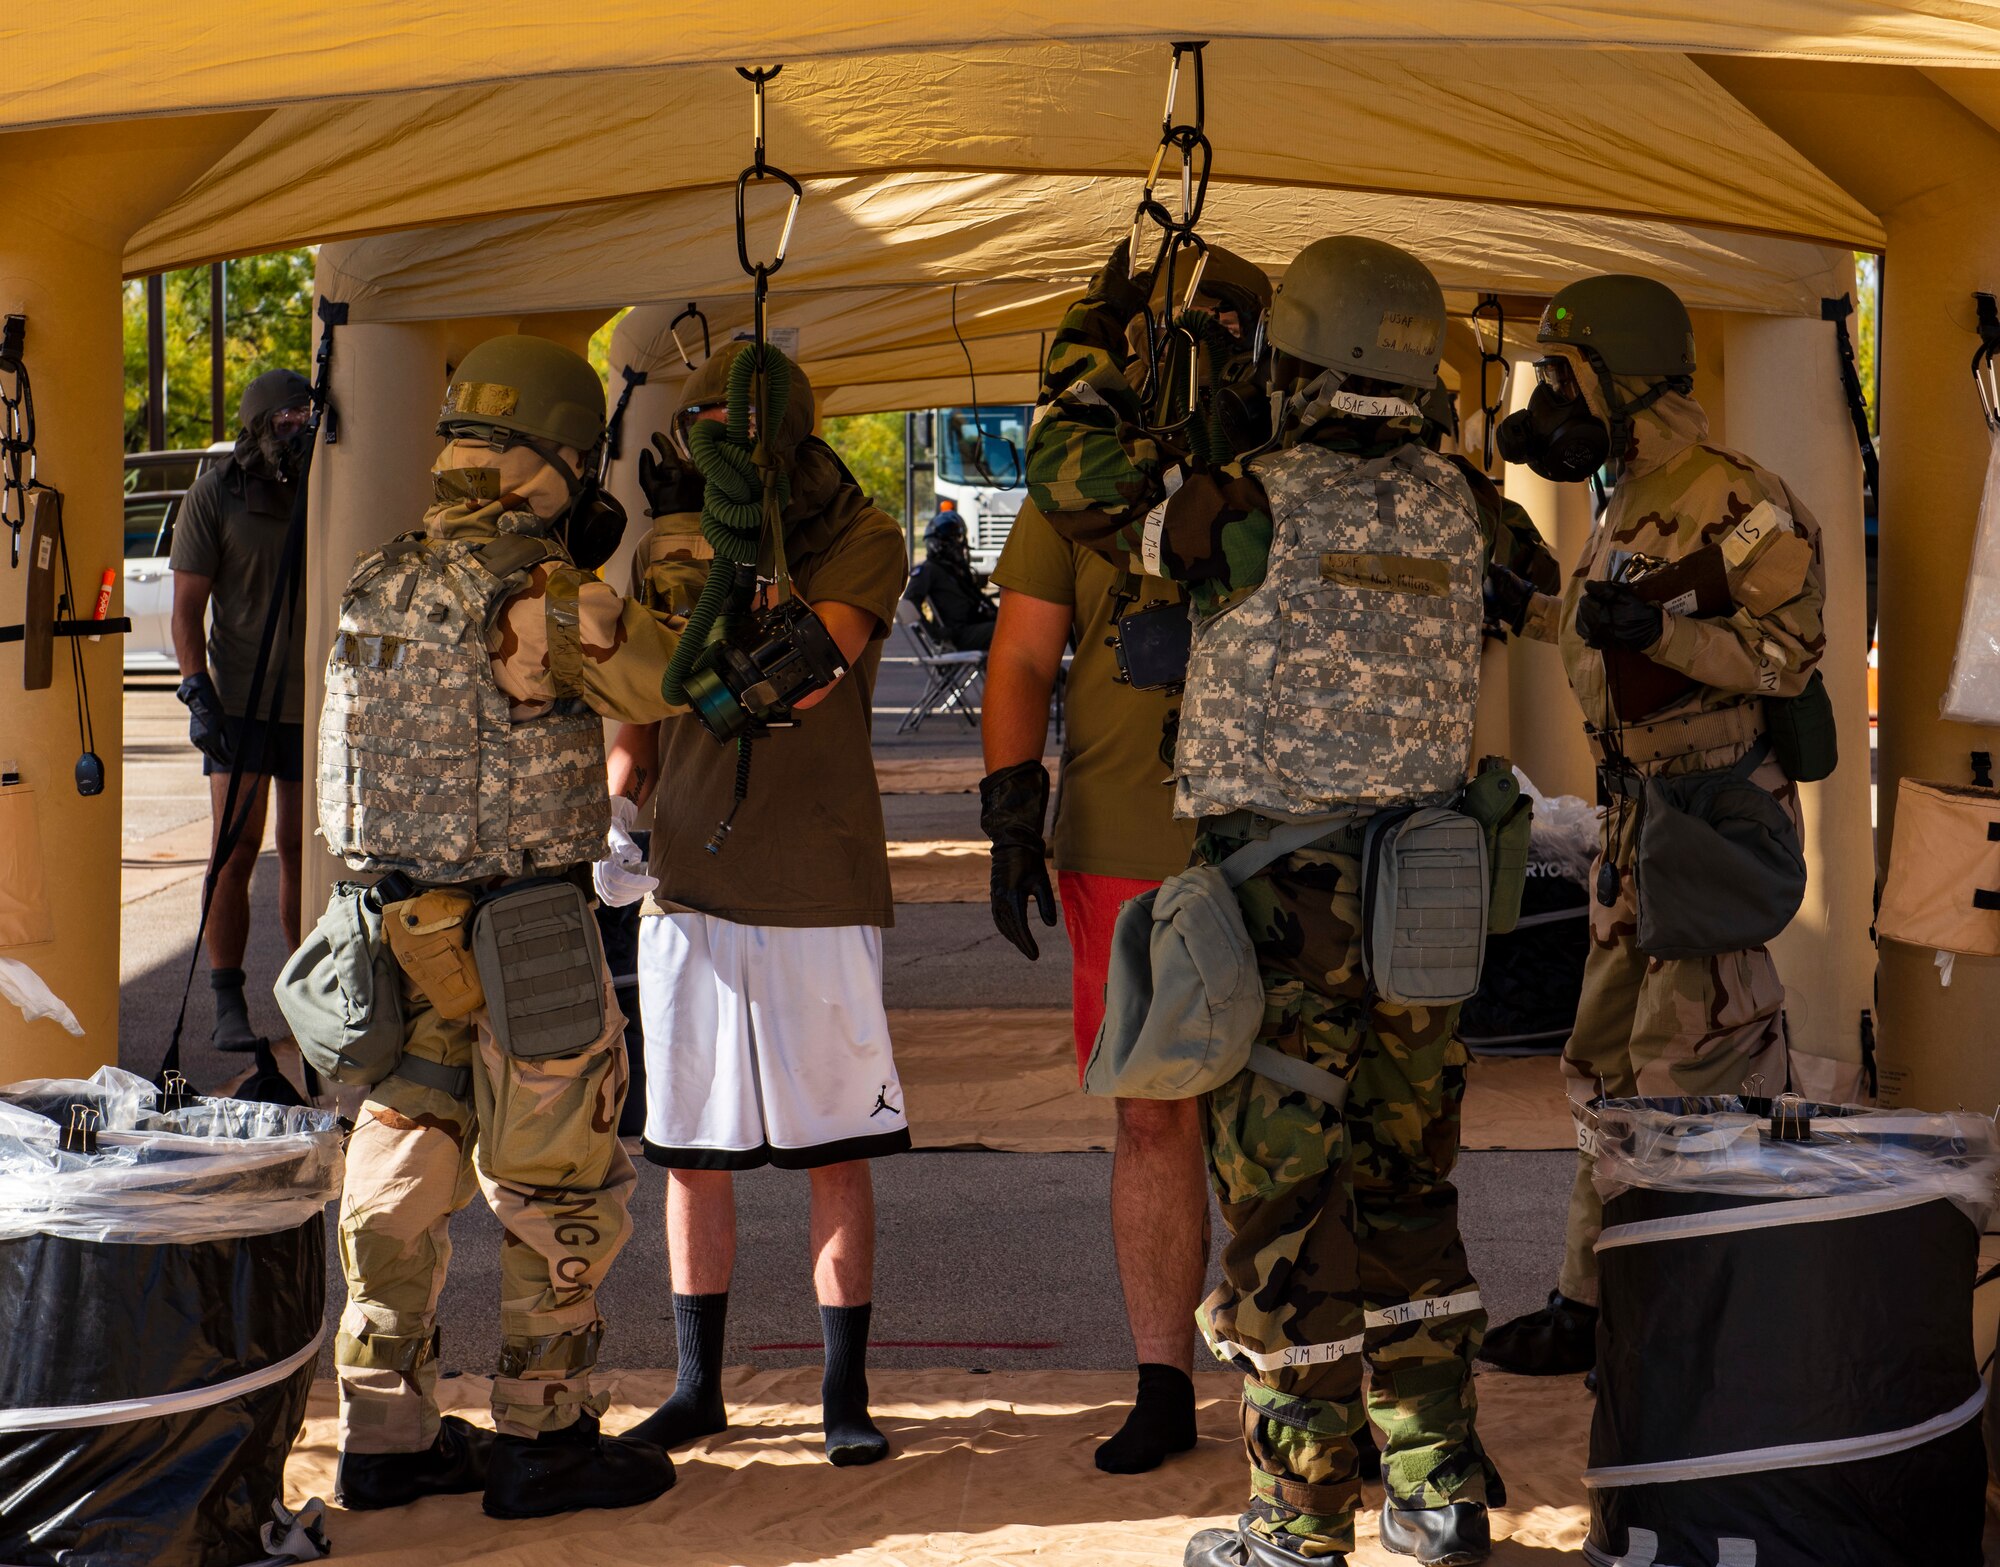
[286, 1366, 1591, 1566]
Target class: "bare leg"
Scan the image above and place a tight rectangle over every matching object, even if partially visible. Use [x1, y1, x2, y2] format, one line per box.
[272, 777, 304, 951]
[203, 771, 270, 971]
[1097, 1095, 1208, 1473]
[809, 1159, 888, 1465]
[628, 1169, 736, 1448]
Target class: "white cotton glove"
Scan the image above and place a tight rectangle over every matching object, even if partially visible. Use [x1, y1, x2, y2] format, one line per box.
[592, 795, 659, 907]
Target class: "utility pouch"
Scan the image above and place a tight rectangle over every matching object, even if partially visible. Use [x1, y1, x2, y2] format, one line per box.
[1457, 755, 1533, 935]
[469, 879, 606, 1059]
[383, 887, 484, 1019]
[1622, 736, 1806, 960]
[1763, 670, 1839, 784]
[1084, 815, 1358, 1106]
[1113, 597, 1194, 692]
[1361, 807, 1489, 1006]
[275, 883, 406, 1086]
[1877, 777, 2000, 957]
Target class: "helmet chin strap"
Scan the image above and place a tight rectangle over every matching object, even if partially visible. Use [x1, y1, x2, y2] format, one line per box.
[1272, 368, 1423, 444]
[1580, 357, 1687, 476]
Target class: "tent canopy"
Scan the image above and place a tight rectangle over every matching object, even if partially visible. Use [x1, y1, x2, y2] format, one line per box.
[23, 3, 2000, 139]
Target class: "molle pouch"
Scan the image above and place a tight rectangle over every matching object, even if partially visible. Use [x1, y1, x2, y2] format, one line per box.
[1764, 669, 1839, 784]
[1113, 597, 1194, 691]
[1458, 756, 1534, 935]
[470, 879, 606, 1059]
[383, 887, 484, 1019]
[1361, 806, 1490, 1006]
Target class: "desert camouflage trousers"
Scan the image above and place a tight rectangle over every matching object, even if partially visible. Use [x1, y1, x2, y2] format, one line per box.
[335, 956, 636, 1452]
[1197, 818, 1496, 1559]
[1556, 752, 1796, 1306]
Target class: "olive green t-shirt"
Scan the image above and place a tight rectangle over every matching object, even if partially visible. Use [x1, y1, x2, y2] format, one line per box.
[992, 501, 1195, 882]
[638, 482, 909, 928]
[168, 464, 305, 722]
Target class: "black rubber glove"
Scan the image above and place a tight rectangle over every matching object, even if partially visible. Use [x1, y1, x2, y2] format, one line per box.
[638, 431, 706, 518]
[176, 671, 235, 768]
[979, 760, 1057, 961]
[1483, 562, 1537, 636]
[1087, 237, 1156, 325]
[1576, 580, 1666, 651]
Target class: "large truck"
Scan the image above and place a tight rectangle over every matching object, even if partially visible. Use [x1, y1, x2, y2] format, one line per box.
[905, 404, 1032, 573]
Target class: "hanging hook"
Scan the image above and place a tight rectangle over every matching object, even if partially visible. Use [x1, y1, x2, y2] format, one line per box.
[1470, 294, 1508, 468]
[668, 302, 713, 371]
[1974, 292, 2000, 431]
[732, 65, 802, 354]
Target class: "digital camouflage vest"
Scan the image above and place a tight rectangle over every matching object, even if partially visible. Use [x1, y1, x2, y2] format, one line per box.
[318, 525, 609, 882]
[1175, 441, 1483, 819]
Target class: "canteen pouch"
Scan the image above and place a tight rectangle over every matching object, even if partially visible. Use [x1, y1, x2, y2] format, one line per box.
[383, 887, 484, 1019]
[1877, 778, 2000, 957]
[275, 883, 406, 1086]
[1361, 807, 1490, 1006]
[1764, 669, 1839, 784]
[470, 879, 606, 1059]
[1626, 735, 1806, 960]
[1457, 755, 1533, 935]
[1084, 815, 1356, 1108]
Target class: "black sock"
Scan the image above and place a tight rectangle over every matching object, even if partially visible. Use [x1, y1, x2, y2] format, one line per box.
[627, 1293, 729, 1449]
[820, 1303, 888, 1467]
[1095, 1363, 1198, 1474]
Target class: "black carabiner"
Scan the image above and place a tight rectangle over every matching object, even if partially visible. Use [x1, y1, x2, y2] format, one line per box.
[669, 301, 713, 370]
[1470, 293, 1508, 468]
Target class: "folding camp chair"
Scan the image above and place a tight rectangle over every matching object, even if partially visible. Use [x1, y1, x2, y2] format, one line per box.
[894, 598, 985, 733]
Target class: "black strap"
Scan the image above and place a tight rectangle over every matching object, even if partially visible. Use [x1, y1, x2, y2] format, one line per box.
[156, 310, 343, 1094]
[1821, 295, 1880, 505]
[604, 365, 648, 465]
[393, 1055, 473, 1100]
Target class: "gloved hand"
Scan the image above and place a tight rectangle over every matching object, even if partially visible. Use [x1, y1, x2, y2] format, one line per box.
[1483, 562, 1538, 635]
[1576, 580, 1666, 652]
[592, 796, 659, 908]
[979, 760, 1057, 961]
[176, 671, 235, 768]
[638, 432, 706, 518]
[1088, 237, 1156, 325]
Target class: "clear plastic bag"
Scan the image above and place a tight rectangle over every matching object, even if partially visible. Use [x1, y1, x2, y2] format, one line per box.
[0, 1066, 344, 1244]
[1590, 1095, 2000, 1231]
[1518, 770, 1601, 888]
[1941, 427, 2000, 723]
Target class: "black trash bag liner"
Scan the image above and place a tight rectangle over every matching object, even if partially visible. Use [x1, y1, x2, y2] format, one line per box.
[595, 829, 649, 1138]
[0, 1068, 341, 1567]
[1459, 860, 1588, 1051]
[1584, 1095, 1999, 1567]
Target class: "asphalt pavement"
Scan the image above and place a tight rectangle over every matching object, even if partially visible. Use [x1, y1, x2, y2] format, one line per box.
[116, 648, 1572, 1380]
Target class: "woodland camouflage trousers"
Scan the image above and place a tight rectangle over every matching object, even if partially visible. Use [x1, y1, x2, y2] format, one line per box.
[1197, 818, 1498, 1559]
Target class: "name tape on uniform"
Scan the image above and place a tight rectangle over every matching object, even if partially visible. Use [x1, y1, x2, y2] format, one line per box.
[1320, 551, 1449, 599]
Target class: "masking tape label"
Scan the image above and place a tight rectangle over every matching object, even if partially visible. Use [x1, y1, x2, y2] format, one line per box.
[1321, 552, 1450, 598]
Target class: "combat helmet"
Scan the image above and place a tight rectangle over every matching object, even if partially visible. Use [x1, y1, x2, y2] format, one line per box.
[1537, 275, 1696, 379]
[439, 334, 607, 453]
[1266, 236, 1446, 389]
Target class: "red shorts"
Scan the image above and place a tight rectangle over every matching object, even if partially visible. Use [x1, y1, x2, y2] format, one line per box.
[1058, 870, 1165, 1080]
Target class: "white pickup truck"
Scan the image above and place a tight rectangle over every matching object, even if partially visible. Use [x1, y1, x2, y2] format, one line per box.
[121, 444, 231, 674]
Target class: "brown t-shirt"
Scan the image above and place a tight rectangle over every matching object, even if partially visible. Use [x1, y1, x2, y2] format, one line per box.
[992, 501, 1195, 881]
[169, 461, 305, 722]
[635, 458, 908, 928]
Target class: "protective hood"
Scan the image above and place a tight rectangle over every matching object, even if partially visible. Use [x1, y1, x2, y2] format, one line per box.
[1545, 346, 1707, 478]
[426, 438, 578, 529]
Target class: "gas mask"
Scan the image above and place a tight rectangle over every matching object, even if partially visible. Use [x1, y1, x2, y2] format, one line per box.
[256, 404, 314, 482]
[1494, 357, 1609, 482]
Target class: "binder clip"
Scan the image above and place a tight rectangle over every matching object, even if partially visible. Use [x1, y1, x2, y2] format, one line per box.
[1769, 1092, 1812, 1144]
[160, 1070, 191, 1114]
[60, 1103, 100, 1155]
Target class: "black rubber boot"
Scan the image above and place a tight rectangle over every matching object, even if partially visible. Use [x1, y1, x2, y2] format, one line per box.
[482, 1410, 676, 1519]
[1378, 1500, 1492, 1566]
[336, 1415, 493, 1511]
[1184, 1521, 1344, 1567]
[1476, 1289, 1597, 1376]
[210, 966, 264, 1054]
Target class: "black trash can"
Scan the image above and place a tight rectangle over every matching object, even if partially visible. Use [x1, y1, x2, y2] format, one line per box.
[1585, 1095, 1998, 1567]
[1458, 855, 1588, 1051]
[0, 1067, 342, 1567]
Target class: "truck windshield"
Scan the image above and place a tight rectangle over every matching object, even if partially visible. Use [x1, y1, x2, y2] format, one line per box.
[938, 406, 1027, 488]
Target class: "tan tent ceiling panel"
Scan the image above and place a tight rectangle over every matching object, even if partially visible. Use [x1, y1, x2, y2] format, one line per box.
[25, 4, 2000, 138]
[129, 40, 1881, 274]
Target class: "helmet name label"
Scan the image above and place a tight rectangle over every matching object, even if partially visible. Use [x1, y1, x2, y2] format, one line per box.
[443, 381, 521, 419]
[1376, 311, 1440, 357]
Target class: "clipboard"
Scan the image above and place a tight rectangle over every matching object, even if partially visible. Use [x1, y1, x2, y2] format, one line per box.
[1603, 544, 1731, 722]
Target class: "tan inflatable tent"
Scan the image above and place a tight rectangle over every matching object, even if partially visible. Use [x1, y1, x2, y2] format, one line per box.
[0, 9, 1994, 1125]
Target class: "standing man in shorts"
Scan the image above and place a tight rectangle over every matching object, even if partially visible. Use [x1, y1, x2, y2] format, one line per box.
[170, 368, 312, 1054]
[975, 243, 1273, 1477]
[600, 344, 910, 1467]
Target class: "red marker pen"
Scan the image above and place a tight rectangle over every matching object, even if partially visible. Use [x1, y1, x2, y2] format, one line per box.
[89, 568, 114, 641]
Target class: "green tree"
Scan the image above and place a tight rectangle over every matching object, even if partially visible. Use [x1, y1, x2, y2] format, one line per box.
[123, 248, 317, 452]
[1854, 252, 1881, 438]
[822, 410, 911, 527]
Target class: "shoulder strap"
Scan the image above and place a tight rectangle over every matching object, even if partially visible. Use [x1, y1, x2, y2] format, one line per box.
[1247, 1041, 1350, 1111]
[1218, 812, 1360, 888]
[1726, 732, 1776, 782]
[475, 532, 556, 582]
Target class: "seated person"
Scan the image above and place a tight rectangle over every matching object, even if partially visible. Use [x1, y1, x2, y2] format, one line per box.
[904, 509, 997, 651]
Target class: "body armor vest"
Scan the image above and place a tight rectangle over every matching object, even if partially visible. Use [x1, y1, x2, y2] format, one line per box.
[318, 525, 609, 882]
[1175, 441, 1484, 820]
